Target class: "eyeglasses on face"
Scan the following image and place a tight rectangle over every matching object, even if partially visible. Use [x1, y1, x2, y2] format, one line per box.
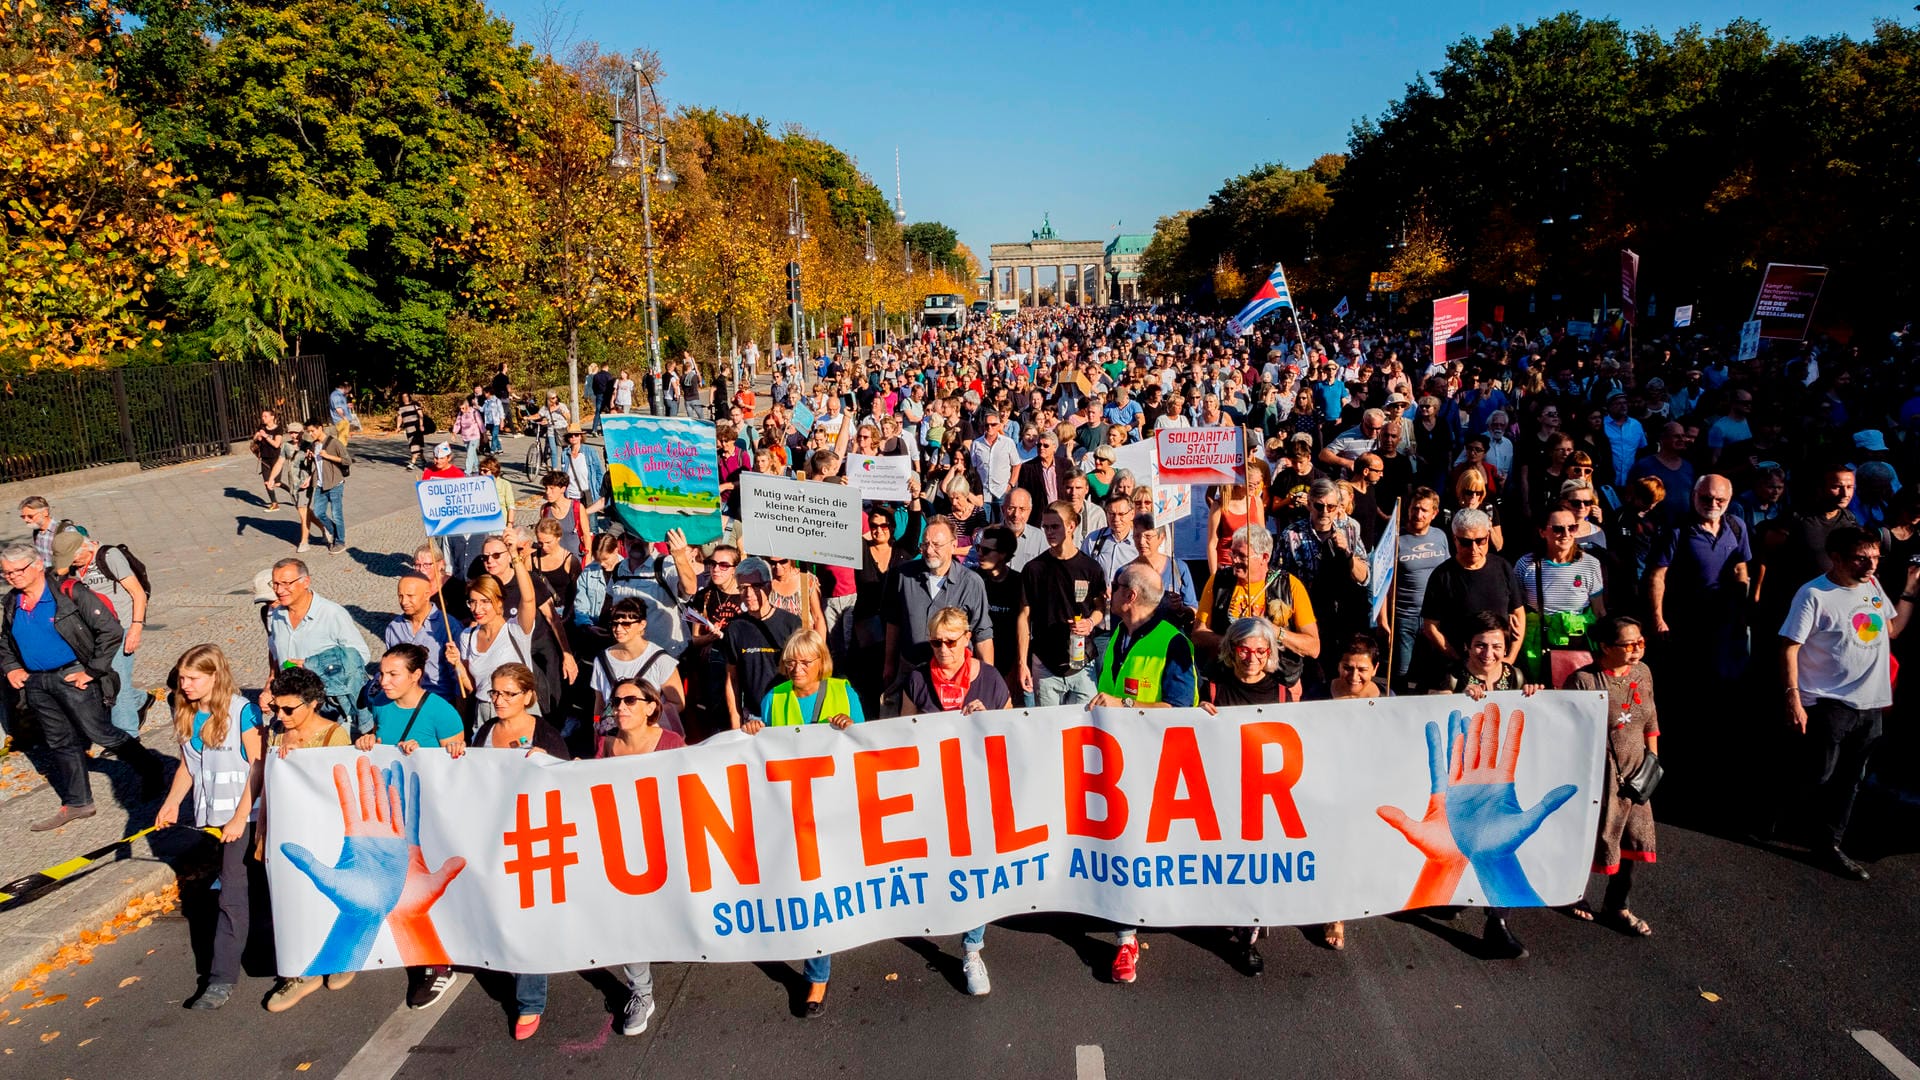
[270, 700, 310, 716]
[931, 636, 966, 649]
[707, 558, 737, 569]
[488, 688, 528, 700]
[1458, 535, 1491, 547]
[611, 694, 650, 707]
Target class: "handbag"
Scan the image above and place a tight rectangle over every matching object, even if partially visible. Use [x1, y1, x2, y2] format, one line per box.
[1521, 557, 1593, 687]
[1619, 751, 1663, 804]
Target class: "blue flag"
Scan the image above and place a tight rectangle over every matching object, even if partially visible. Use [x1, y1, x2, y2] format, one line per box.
[1333, 296, 1350, 319]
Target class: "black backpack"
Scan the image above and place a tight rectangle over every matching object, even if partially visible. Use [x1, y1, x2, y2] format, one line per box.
[107, 544, 154, 599]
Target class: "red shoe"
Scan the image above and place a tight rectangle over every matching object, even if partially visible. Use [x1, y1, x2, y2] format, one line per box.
[514, 1015, 541, 1041]
[1111, 940, 1139, 984]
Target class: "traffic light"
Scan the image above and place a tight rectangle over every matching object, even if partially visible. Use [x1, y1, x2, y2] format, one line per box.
[786, 261, 802, 305]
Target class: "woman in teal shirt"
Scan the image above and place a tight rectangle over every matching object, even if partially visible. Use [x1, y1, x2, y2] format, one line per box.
[751, 629, 859, 1015]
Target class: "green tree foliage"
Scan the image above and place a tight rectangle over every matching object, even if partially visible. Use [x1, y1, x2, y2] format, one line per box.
[1325, 12, 1920, 317]
[1136, 157, 1341, 307]
[107, 0, 532, 384]
[1139, 211, 1196, 301]
[177, 194, 376, 361]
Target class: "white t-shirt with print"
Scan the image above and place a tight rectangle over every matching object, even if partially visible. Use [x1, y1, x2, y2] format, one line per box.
[1781, 575, 1893, 710]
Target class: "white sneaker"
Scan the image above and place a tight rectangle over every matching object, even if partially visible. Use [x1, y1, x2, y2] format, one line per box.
[296, 541, 311, 552]
[963, 950, 990, 996]
[619, 990, 655, 1035]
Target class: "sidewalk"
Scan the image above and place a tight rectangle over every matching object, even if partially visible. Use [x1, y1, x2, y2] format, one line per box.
[0, 429, 552, 990]
[0, 377, 778, 991]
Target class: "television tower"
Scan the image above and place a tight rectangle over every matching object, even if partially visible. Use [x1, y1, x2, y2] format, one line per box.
[893, 148, 907, 224]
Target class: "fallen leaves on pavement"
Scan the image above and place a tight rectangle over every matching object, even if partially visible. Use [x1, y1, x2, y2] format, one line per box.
[4, 886, 179, 999]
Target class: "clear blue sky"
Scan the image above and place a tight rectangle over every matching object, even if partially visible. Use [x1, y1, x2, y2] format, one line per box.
[491, 1, 1913, 263]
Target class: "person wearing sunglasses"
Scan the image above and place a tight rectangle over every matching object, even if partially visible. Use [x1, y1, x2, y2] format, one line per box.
[255, 664, 360, 1012]
[753, 630, 860, 1017]
[445, 550, 538, 727]
[1565, 615, 1659, 936]
[592, 598, 686, 736]
[474, 663, 570, 1039]
[1514, 506, 1608, 684]
[595, 676, 683, 1033]
[1778, 526, 1920, 882]
[150, 643, 262, 1010]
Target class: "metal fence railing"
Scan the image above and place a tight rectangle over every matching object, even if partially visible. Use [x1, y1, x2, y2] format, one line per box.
[0, 355, 331, 484]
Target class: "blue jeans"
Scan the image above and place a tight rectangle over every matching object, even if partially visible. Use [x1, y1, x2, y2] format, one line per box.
[487, 423, 502, 454]
[514, 973, 547, 1016]
[312, 483, 346, 546]
[109, 647, 140, 736]
[803, 955, 831, 984]
[545, 428, 562, 476]
[464, 439, 480, 476]
[1031, 658, 1096, 707]
[963, 926, 985, 951]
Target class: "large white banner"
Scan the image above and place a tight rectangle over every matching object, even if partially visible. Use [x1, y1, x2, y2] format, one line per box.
[264, 695, 1606, 976]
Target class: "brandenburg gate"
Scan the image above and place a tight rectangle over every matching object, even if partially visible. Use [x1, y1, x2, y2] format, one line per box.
[988, 214, 1110, 307]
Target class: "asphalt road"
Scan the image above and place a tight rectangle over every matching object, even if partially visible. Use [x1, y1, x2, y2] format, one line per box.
[5, 808, 1919, 1080]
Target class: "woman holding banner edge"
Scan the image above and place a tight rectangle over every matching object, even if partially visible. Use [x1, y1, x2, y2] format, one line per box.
[753, 629, 862, 1016]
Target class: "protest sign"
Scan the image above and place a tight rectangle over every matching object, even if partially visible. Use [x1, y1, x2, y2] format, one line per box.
[1619, 250, 1640, 325]
[790, 399, 816, 436]
[845, 453, 912, 502]
[1565, 320, 1595, 342]
[1155, 427, 1244, 486]
[1110, 439, 1157, 484]
[415, 476, 505, 538]
[1738, 319, 1762, 362]
[1673, 304, 1693, 329]
[602, 415, 722, 546]
[265, 695, 1607, 974]
[741, 472, 862, 569]
[1151, 483, 1193, 526]
[1751, 263, 1828, 340]
[1431, 292, 1470, 368]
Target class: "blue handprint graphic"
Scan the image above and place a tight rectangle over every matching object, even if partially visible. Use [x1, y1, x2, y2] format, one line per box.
[280, 757, 412, 975]
[1442, 703, 1578, 906]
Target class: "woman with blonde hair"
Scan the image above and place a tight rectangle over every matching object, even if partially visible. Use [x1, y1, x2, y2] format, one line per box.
[1446, 467, 1505, 553]
[153, 644, 265, 1010]
[751, 630, 861, 1014]
[445, 553, 537, 726]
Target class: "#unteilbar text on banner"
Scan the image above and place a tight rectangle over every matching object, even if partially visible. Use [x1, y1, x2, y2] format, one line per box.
[263, 694, 1607, 976]
[601, 414, 723, 547]
[415, 476, 506, 538]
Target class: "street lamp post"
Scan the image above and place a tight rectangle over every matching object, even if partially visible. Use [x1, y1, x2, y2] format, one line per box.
[862, 217, 875, 350]
[788, 178, 811, 373]
[610, 60, 676, 417]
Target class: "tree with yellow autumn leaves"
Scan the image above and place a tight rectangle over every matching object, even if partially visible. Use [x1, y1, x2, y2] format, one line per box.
[0, 0, 211, 367]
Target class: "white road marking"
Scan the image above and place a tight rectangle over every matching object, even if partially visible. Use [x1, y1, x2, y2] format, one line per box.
[333, 975, 468, 1080]
[1855, 1030, 1920, 1080]
[1075, 1044, 1107, 1080]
